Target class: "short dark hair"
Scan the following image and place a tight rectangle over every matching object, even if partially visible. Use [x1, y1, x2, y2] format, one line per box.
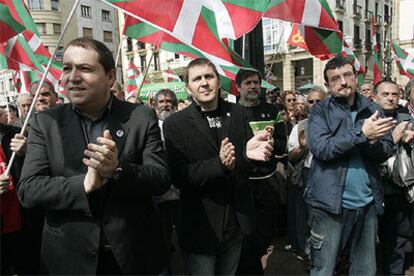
[30, 80, 56, 95]
[184, 58, 220, 84]
[374, 79, 399, 95]
[235, 68, 261, 87]
[323, 55, 355, 83]
[63, 37, 115, 73]
[154, 89, 178, 107]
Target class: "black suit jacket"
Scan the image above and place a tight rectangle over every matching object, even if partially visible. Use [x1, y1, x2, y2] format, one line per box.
[17, 98, 170, 274]
[163, 99, 255, 254]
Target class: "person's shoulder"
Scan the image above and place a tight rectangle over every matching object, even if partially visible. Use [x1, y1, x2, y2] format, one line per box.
[164, 104, 192, 127]
[0, 123, 20, 136]
[34, 104, 69, 121]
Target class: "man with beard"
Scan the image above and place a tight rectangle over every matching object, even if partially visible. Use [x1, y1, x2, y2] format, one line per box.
[235, 68, 285, 274]
[29, 80, 57, 112]
[153, 89, 180, 273]
[306, 56, 395, 275]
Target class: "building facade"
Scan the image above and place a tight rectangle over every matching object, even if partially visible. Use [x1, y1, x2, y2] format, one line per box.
[264, 0, 394, 92]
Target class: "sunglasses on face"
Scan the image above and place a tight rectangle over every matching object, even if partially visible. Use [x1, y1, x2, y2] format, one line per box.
[308, 99, 321, 104]
[286, 98, 296, 103]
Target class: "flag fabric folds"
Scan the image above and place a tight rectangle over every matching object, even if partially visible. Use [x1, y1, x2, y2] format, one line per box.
[265, 0, 339, 31]
[392, 42, 414, 79]
[372, 15, 381, 84]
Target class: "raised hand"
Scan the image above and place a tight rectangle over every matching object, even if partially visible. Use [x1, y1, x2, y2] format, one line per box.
[220, 138, 235, 170]
[83, 129, 118, 179]
[246, 130, 274, 161]
[10, 133, 27, 156]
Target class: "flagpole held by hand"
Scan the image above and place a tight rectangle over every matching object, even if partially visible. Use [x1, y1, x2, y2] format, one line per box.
[135, 48, 154, 102]
[5, 0, 82, 176]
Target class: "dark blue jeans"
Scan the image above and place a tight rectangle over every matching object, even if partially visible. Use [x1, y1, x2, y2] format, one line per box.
[309, 203, 377, 276]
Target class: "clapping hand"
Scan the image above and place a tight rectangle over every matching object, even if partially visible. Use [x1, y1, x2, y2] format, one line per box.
[83, 130, 118, 194]
[246, 130, 274, 161]
[220, 138, 235, 170]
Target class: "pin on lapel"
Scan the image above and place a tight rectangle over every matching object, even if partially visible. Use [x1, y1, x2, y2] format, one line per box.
[116, 130, 124, 137]
[227, 112, 231, 117]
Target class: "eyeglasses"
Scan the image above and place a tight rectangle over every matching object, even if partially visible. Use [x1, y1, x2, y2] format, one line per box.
[286, 98, 296, 103]
[308, 99, 321, 104]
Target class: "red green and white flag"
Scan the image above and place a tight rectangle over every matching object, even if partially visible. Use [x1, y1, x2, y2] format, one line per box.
[265, 0, 339, 31]
[107, 0, 268, 45]
[287, 24, 342, 60]
[3, 30, 62, 86]
[126, 59, 148, 97]
[372, 15, 381, 84]
[341, 41, 365, 84]
[0, 0, 25, 43]
[163, 68, 181, 82]
[13, 69, 40, 93]
[123, 15, 256, 94]
[392, 42, 414, 79]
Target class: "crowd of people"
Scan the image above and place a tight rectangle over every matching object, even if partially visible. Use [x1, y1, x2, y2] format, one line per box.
[1, 37, 414, 276]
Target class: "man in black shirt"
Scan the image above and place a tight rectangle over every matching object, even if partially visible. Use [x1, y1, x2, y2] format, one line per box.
[236, 68, 286, 274]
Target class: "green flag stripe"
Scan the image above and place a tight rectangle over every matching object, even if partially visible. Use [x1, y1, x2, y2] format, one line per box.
[0, 3, 24, 33]
[222, 0, 269, 12]
[12, 0, 38, 35]
[125, 22, 159, 39]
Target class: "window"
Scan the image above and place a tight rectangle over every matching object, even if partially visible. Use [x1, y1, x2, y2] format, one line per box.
[51, 0, 59, 11]
[53, 24, 61, 35]
[337, 20, 343, 33]
[154, 52, 160, 71]
[36, 23, 47, 34]
[28, 0, 44, 10]
[140, 55, 146, 69]
[83, 28, 93, 38]
[103, 31, 112, 42]
[126, 37, 133, 52]
[81, 5, 91, 18]
[102, 10, 111, 22]
[137, 42, 146, 50]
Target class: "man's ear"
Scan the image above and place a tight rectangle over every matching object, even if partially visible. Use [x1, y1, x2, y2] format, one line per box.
[324, 82, 329, 90]
[108, 68, 116, 87]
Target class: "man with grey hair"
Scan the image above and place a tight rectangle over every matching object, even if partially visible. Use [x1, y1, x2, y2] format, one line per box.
[360, 82, 375, 101]
[17, 94, 33, 119]
[29, 80, 57, 112]
[154, 89, 178, 121]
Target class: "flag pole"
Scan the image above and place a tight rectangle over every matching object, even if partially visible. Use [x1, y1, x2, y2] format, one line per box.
[5, 0, 81, 176]
[135, 48, 154, 102]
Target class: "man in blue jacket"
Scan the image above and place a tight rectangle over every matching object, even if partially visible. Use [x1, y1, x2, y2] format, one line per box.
[305, 56, 395, 276]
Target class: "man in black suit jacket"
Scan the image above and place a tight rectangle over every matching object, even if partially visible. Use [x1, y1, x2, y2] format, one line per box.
[163, 58, 274, 275]
[17, 38, 170, 274]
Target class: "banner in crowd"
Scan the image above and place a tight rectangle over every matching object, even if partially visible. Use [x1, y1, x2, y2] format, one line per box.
[138, 81, 187, 101]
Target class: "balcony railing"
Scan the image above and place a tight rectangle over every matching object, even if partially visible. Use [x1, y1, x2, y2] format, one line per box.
[375, 14, 382, 26]
[364, 10, 373, 23]
[335, 0, 345, 12]
[353, 4, 362, 18]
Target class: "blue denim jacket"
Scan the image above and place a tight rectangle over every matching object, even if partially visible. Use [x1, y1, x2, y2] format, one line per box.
[304, 93, 394, 215]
